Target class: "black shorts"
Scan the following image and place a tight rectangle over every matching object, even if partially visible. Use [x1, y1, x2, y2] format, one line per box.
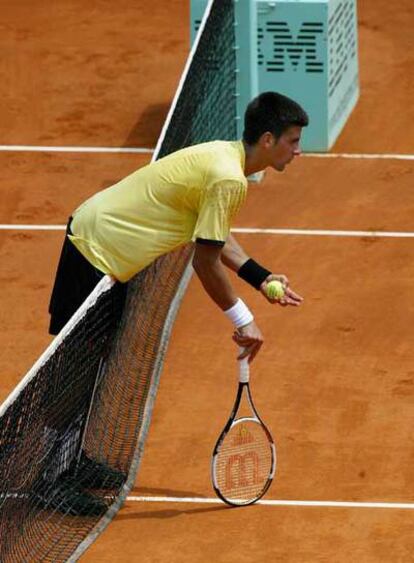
[48, 218, 127, 335]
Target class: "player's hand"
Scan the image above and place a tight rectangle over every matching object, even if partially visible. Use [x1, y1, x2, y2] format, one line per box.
[260, 274, 303, 307]
[232, 320, 264, 363]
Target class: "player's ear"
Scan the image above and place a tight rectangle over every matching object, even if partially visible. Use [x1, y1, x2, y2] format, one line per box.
[259, 131, 276, 149]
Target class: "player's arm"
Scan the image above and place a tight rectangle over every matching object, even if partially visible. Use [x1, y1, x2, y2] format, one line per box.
[221, 234, 303, 307]
[192, 242, 263, 361]
[220, 233, 249, 272]
[193, 242, 237, 310]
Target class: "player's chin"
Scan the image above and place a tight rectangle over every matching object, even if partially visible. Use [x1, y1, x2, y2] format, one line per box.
[273, 163, 285, 172]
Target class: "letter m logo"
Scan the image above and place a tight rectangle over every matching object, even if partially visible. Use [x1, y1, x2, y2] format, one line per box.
[258, 20, 325, 74]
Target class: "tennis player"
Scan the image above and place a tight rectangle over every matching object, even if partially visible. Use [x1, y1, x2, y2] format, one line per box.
[50, 91, 308, 359]
[46, 91, 308, 515]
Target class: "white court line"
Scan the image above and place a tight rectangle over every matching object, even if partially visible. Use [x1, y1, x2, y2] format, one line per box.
[0, 145, 153, 154]
[3, 492, 412, 511]
[0, 224, 66, 231]
[0, 145, 413, 160]
[232, 228, 414, 238]
[126, 495, 414, 510]
[2, 225, 414, 239]
[304, 152, 414, 161]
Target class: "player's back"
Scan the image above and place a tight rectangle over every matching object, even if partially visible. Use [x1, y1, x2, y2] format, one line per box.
[95, 140, 246, 211]
[70, 140, 247, 281]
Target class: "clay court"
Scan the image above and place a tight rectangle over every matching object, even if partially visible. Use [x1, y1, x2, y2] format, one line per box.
[1, 1, 414, 561]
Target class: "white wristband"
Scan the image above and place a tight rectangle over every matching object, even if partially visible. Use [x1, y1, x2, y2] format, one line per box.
[224, 298, 254, 329]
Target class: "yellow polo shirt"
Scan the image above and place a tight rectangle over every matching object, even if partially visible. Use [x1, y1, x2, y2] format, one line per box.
[69, 140, 247, 282]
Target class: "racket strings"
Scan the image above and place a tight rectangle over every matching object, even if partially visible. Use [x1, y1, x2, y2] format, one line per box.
[214, 419, 273, 504]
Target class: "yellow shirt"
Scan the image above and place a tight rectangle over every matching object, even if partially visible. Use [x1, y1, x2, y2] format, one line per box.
[69, 140, 247, 282]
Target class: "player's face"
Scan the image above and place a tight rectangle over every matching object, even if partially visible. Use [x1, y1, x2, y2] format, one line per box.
[263, 126, 303, 171]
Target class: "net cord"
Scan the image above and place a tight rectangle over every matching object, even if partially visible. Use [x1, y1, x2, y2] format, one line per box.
[1, 1, 227, 558]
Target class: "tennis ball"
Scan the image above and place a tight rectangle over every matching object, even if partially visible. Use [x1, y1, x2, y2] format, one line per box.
[266, 280, 285, 300]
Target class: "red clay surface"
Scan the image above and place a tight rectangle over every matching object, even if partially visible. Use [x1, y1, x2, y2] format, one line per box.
[1, 1, 414, 562]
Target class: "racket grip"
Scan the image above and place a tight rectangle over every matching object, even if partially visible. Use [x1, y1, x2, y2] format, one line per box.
[238, 347, 250, 383]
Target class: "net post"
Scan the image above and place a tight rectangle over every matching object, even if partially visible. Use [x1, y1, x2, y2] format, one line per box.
[234, 0, 259, 140]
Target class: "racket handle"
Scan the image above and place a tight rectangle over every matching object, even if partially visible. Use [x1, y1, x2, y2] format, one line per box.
[238, 347, 250, 383]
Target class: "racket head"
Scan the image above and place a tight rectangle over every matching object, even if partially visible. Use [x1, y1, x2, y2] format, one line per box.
[212, 416, 276, 506]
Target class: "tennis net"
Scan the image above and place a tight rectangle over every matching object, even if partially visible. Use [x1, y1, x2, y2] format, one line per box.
[0, 0, 238, 560]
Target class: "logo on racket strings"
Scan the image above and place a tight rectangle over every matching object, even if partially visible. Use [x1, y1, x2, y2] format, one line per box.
[225, 451, 259, 489]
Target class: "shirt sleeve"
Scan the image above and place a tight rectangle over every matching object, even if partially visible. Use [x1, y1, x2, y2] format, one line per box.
[192, 180, 246, 245]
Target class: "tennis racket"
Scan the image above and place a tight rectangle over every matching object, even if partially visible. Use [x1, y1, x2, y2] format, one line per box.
[211, 349, 276, 506]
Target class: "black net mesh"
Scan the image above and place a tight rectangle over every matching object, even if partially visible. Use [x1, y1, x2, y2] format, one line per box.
[0, 0, 237, 560]
[158, 0, 237, 157]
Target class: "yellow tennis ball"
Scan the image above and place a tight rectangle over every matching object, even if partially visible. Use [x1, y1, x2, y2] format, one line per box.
[266, 280, 285, 300]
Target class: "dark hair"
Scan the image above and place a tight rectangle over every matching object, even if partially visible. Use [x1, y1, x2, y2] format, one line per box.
[243, 91, 309, 144]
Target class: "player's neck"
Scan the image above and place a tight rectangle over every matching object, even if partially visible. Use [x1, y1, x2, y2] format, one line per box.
[242, 140, 266, 177]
